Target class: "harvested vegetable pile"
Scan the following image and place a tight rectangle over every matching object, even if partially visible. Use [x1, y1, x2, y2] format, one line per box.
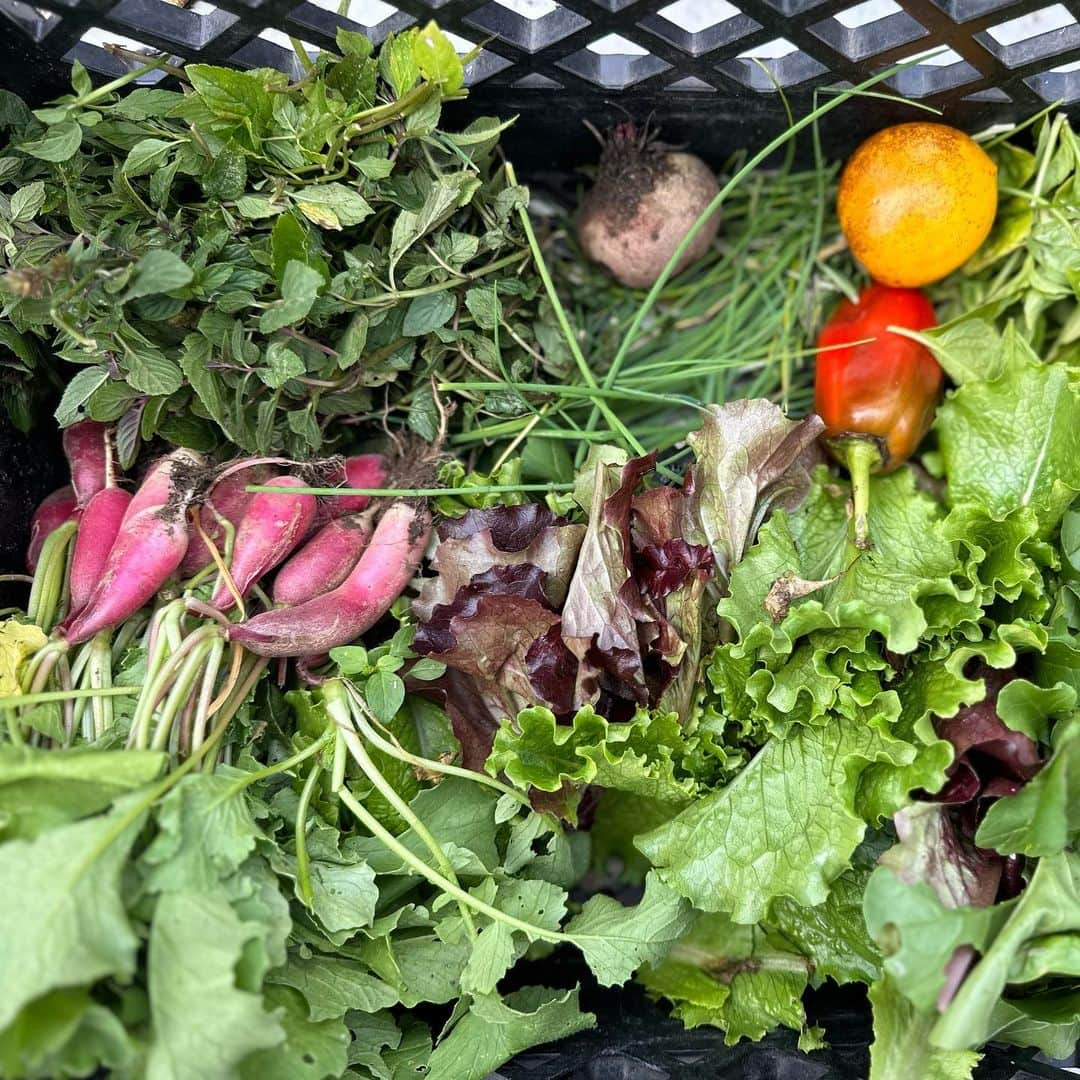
[1, 34, 1079, 1080]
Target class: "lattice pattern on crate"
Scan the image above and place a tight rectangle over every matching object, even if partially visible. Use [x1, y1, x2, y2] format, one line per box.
[3, 0, 1080, 109]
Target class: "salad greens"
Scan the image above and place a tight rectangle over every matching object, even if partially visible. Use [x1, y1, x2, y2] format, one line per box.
[1, 40, 1080, 1080]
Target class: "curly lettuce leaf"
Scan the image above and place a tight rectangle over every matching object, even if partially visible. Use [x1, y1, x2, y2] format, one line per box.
[485, 705, 697, 805]
[720, 468, 980, 664]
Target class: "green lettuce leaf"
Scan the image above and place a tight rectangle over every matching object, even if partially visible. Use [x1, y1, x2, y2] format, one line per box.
[868, 977, 981, 1080]
[936, 325, 1080, 533]
[719, 468, 979, 663]
[636, 713, 912, 922]
[486, 705, 696, 804]
[638, 911, 814, 1044]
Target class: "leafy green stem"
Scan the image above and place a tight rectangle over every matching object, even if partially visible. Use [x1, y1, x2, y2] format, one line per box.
[324, 680, 478, 941]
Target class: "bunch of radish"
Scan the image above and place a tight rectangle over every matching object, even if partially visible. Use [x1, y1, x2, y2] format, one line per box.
[16, 423, 435, 753]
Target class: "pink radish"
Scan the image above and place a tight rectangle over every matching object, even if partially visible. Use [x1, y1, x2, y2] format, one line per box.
[59, 450, 205, 645]
[229, 502, 431, 657]
[60, 507, 191, 646]
[121, 449, 206, 526]
[67, 486, 133, 619]
[211, 475, 317, 611]
[312, 454, 386, 528]
[62, 420, 109, 507]
[26, 486, 77, 573]
[273, 509, 376, 606]
[180, 463, 271, 577]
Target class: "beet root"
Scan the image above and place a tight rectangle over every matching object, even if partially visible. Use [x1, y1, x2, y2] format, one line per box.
[577, 123, 720, 289]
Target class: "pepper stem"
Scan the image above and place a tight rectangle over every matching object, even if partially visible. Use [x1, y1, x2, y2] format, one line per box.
[844, 440, 882, 551]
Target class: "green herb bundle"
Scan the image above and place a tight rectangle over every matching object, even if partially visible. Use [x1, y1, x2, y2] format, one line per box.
[0, 27, 565, 464]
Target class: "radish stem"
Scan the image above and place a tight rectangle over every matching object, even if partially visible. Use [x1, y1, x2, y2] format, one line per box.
[346, 684, 532, 811]
[295, 761, 322, 909]
[325, 681, 477, 941]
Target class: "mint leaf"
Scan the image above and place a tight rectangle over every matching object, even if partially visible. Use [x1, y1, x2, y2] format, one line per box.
[292, 183, 372, 230]
[412, 21, 464, 93]
[55, 366, 109, 427]
[259, 261, 322, 333]
[19, 118, 81, 162]
[129, 250, 194, 299]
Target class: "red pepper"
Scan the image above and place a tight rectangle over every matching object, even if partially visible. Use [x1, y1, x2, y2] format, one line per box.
[814, 283, 943, 547]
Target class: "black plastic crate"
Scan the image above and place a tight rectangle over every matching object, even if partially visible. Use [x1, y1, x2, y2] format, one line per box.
[3, 0, 1080, 174]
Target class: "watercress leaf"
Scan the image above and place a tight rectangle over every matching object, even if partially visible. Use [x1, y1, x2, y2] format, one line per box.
[259, 260, 322, 333]
[19, 118, 82, 162]
[146, 890, 284, 1079]
[0, 801, 145, 1031]
[54, 366, 109, 427]
[330, 645, 369, 675]
[364, 669, 405, 723]
[407, 658, 445, 681]
[128, 249, 194, 298]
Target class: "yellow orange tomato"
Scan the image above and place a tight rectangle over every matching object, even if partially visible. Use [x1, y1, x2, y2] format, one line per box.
[837, 122, 998, 288]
